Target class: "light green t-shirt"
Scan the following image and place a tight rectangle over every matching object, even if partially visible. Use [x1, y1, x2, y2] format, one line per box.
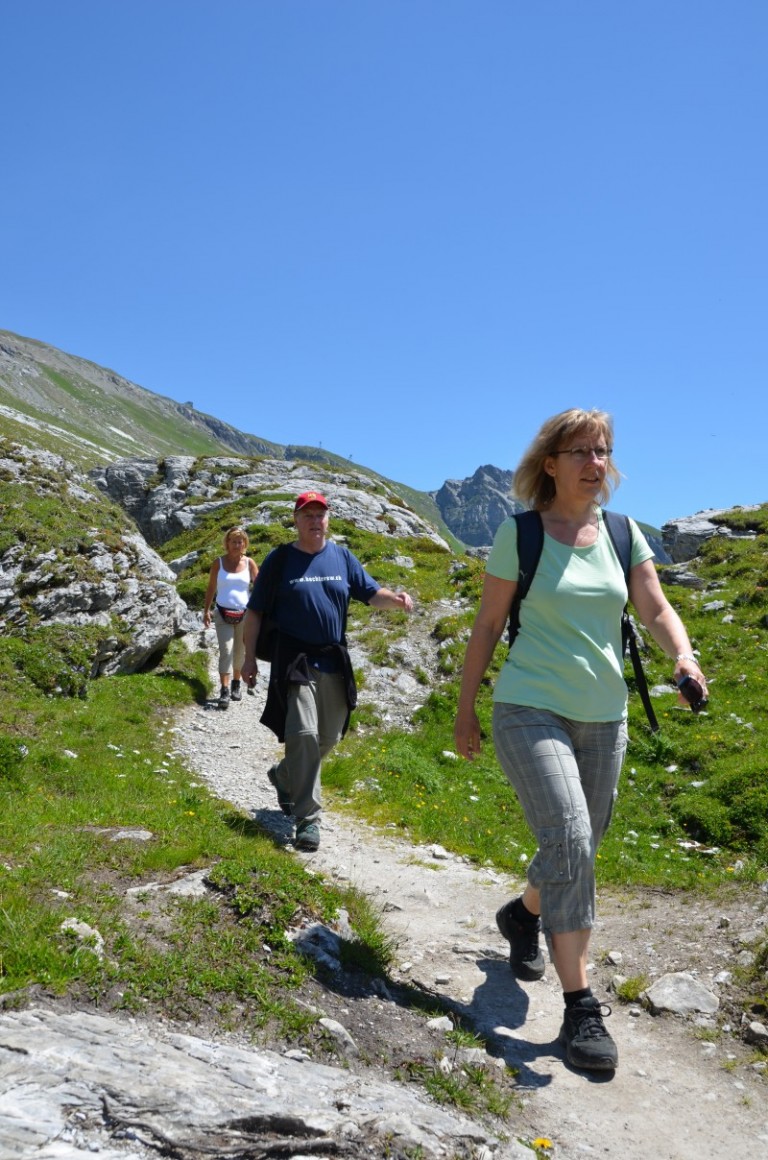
[487, 510, 654, 722]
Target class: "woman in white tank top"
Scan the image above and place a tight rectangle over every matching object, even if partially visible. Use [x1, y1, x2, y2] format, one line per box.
[202, 527, 258, 708]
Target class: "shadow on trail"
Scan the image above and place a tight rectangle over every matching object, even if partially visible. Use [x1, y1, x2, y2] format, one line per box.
[219, 806, 294, 848]
[452, 957, 616, 1087]
[251, 806, 295, 846]
[449, 956, 561, 1089]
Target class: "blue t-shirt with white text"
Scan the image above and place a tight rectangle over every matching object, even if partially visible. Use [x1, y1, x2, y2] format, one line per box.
[248, 541, 379, 648]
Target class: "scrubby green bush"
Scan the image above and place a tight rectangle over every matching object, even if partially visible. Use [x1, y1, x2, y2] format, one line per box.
[671, 794, 734, 847]
[0, 735, 27, 785]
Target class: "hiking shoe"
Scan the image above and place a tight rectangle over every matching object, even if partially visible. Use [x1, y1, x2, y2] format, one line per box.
[295, 820, 320, 852]
[559, 996, 618, 1071]
[267, 766, 292, 816]
[496, 899, 546, 981]
[230, 680, 242, 702]
[218, 685, 230, 709]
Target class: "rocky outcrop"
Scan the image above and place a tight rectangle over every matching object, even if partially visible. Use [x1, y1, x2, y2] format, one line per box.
[92, 456, 451, 551]
[88, 456, 200, 544]
[655, 564, 706, 589]
[0, 444, 194, 676]
[0, 1006, 534, 1160]
[661, 507, 761, 563]
[432, 465, 522, 548]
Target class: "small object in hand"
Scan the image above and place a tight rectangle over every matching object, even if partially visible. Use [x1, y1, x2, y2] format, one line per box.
[247, 673, 256, 696]
[677, 675, 708, 713]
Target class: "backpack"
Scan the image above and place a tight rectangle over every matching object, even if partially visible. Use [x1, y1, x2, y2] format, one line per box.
[254, 544, 290, 662]
[506, 509, 659, 732]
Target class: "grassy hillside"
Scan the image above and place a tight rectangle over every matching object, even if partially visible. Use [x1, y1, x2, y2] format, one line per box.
[0, 329, 230, 464]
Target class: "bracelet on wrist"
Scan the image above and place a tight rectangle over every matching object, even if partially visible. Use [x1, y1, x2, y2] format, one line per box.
[675, 653, 697, 663]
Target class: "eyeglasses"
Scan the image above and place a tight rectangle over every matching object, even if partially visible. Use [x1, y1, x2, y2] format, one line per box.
[551, 446, 612, 462]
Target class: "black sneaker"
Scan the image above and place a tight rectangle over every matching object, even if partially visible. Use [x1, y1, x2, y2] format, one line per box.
[267, 765, 292, 816]
[559, 996, 618, 1071]
[230, 680, 242, 702]
[295, 820, 320, 852]
[496, 899, 546, 981]
[218, 685, 230, 709]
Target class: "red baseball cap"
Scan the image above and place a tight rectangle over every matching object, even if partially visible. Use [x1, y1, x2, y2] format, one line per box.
[294, 490, 329, 512]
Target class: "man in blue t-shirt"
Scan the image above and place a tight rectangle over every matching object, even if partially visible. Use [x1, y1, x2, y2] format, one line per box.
[242, 491, 413, 852]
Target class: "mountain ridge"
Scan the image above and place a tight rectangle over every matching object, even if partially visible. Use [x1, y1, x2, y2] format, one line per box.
[0, 327, 663, 549]
[0, 328, 461, 545]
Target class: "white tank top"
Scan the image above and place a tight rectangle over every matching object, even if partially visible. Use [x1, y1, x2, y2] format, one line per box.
[216, 558, 251, 611]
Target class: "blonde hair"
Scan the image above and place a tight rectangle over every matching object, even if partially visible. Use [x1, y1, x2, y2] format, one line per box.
[513, 408, 621, 510]
[223, 526, 249, 550]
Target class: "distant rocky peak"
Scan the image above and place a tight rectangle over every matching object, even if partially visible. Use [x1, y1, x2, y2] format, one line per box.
[431, 465, 523, 547]
[432, 464, 672, 562]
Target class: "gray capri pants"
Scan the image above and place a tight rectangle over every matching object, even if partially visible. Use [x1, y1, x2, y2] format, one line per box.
[492, 703, 627, 940]
[213, 608, 246, 676]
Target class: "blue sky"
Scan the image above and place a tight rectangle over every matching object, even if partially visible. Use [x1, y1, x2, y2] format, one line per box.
[3, 2, 766, 530]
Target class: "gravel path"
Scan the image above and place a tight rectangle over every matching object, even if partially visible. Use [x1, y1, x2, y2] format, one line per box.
[173, 639, 768, 1160]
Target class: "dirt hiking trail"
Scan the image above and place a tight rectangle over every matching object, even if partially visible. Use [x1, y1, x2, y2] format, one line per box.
[175, 655, 768, 1160]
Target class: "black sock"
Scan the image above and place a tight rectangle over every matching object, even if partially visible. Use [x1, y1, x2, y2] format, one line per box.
[511, 897, 540, 924]
[564, 987, 592, 1007]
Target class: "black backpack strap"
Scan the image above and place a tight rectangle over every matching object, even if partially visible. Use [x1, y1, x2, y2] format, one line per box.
[507, 510, 544, 648]
[602, 510, 631, 578]
[602, 510, 633, 655]
[266, 544, 289, 612]
[340, 547, 353, 646]
[603, 510, 659, 733]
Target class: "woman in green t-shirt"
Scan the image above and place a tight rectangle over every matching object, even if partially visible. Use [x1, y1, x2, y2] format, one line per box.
[454, 407, 707, 1073]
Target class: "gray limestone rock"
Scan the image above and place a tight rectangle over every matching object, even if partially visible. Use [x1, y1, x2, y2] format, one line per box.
[643, 971, 720, 1017]
[656, 563, 706, 589]
[1, 445, 195, 675]
[93, 456, 450, 551]
[0, 1007, 535, 1160]
[744, 1021, 768, 1048]
[661, 507, 760, 563]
